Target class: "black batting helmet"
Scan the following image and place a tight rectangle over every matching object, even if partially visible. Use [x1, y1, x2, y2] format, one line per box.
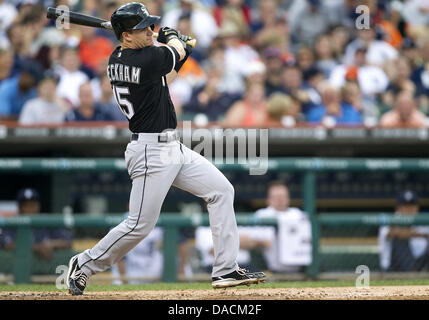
[111, 2, 160, 40]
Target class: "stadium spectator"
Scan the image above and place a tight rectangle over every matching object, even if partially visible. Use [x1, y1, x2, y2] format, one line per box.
[381, 56, 417, 116]
[0, 47, 14, 84]
[65, 82, 114, 122]
[379, 190, 429, 272]
[217, 20, 259, 95]
[20, 4, 52, 58]
[343, 25, 398, 67]
[243, 181, 312, 273]
[168, 12, 206, 114]
[341, 80, 377, 124]
[314, 34, 338, 79]
[0, 64, 39, 120]
[250, 0, 283, 34]
[410, 40, 429, 98]
[266, 93, 300, 127]
[401, 0, 429, 28]
[379, 90, 427, 128]
[186, 64, 240, 121]
[200, 43, 231, 93]
[306, 81, 363, 125]
[6, 22, 37, 74]
[223, 81, 268, 127]
[329, 25, 351, 62]
[289, 0, 336, 47]
[0, 188, 73, 260]
[244, 59, 266, 85]
[1, 0, 427, 130]
[0, 0, 18, 44]
[161, 0, 218, 52]
[89, 56, 110, 102]
[96, 74, 127, 121]
[301, 67, 325, 115]
[213, 0, 251, 39]
[110, 208, 194, 283]
[282, 63, 319, 113]
[96, 0, 121, 44]
[330, 47, 389, 97]
[78, 25, 114, 73]
[111, 227, 164, 284]
[54, 45, 89, 108]
[32, 25, 67, 70]
[295, 46, 315, 74]
[253, 14, 290, 55]
[261, 47, 289, 97]
[19, 70, 67, 125]
[401, 38, 420, 71]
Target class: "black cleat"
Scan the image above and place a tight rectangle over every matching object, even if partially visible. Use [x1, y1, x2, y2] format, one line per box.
[247, 271, 267, 283]
[212, 268, 267, 289]
[67, 254, 88, 296]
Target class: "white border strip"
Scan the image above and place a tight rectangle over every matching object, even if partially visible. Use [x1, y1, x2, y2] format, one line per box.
[165, 45, 176, 73]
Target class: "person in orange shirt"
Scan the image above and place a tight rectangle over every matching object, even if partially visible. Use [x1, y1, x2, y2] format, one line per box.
[379, 91, 427, 128]
[78, 26, 114, 72]
[223, 80, 268, 127]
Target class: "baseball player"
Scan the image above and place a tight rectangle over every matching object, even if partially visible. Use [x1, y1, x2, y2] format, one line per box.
[66, 2, 266, 295]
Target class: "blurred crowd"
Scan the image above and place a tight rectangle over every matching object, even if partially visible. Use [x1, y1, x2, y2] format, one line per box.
[1, 0, 429, 128]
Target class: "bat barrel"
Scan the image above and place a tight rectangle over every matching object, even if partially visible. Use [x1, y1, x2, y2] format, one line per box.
[46, 7, 61, 20]
[46, 7, 112, 29]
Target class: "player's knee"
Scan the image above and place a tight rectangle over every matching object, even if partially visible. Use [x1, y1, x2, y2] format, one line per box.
[225, 181, 235, 198]
[125, 218, 153, 239]
[217, 181, 235, 202]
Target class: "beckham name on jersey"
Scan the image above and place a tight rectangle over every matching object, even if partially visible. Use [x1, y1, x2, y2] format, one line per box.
[107, 63, 141, 84]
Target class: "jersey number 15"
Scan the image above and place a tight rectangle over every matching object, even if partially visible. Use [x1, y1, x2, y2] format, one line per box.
[113, 85, 135, 119]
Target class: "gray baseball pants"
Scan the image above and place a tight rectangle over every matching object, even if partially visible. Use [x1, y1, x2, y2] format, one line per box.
[77, 131, 239, 278]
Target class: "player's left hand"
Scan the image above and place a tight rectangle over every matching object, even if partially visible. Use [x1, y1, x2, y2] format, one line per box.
[157, 26, 179, 44]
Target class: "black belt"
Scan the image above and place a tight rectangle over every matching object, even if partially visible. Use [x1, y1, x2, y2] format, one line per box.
[131, 132, 177, 143]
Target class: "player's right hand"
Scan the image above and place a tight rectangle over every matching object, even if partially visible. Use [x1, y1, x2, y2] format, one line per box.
[178, 33, 193, 43]
[157, 26, 179, 44]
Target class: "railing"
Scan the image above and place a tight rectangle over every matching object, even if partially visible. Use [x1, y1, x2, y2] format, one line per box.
[2, 157, 429, 283]
[0, 213, 277, 283]
[2, 213, 429, 283]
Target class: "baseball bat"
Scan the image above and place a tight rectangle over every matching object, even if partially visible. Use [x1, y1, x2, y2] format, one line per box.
[46, 7, 197, 48]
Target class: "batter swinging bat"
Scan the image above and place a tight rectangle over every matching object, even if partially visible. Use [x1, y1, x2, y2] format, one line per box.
[46, 7, 197, 48]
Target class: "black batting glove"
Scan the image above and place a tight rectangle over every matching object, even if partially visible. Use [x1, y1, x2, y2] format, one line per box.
[157, 26, 179, 44]
[178, 33, 193, 43]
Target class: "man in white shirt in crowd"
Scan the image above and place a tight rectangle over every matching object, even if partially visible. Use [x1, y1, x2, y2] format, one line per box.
[19, 70, 67, 125]
[196, 181, 312, 274]
[250, 181, 312, 273]
[330, 47, 389, 97]
[54, 45, 89, 108]
[343, 26, 398, 67]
